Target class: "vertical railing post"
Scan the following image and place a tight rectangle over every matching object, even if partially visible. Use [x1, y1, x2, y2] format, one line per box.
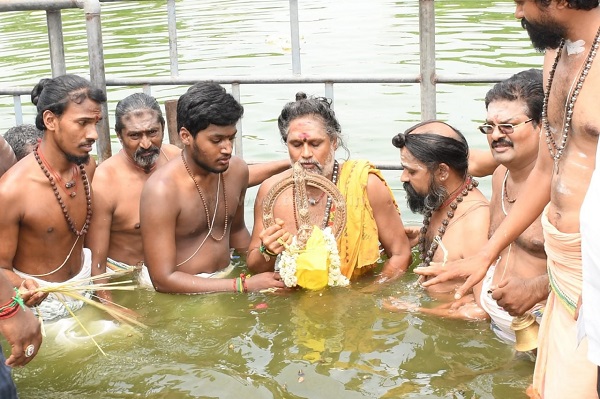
[419, 0, 436, 120]
[83, 0, 111, 162]
[324, 82, 334, 108]
[231, 83, 243, 158]
[289, 0, 301, 75]
[167, 0, 179, 77]
[46, 10, 67, 77]
[13, 95, 23, 125]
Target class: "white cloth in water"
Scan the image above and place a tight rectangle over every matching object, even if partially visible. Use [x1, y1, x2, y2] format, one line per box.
[138, 263, 236, 289]
[581, 136, 600, 367]
[480, 261, 544, 344]
[14, 248, 92, 322]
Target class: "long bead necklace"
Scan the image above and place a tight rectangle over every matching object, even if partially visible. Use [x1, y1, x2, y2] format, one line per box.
[292, 160, 339, 231]
[181, 151, 228, 241]
[542, 25, 600, 170]
[417, 176, 477, 267]
[33, 144, 92, 236]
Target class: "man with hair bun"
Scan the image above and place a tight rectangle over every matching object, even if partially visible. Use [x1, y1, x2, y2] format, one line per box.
[386, 120, 489, 314]
[247, 92, 412, 284]
[0, 74, 106, 321]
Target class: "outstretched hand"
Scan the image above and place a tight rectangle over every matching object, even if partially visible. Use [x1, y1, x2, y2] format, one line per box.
[414, 254, 492, 300]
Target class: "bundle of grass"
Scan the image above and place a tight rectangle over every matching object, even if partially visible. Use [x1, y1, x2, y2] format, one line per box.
[26, 270, 145, 355]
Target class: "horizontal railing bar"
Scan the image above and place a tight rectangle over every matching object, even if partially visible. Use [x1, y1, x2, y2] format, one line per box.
[0, 0, 126, 12]
[0, 73, 511, 96]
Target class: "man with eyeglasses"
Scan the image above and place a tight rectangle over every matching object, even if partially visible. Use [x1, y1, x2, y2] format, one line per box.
[476, 69, 549, 345]
[416, 1, 600, 397]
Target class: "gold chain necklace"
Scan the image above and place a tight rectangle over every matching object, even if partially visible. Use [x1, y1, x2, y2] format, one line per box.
[181, 151, 228, 241]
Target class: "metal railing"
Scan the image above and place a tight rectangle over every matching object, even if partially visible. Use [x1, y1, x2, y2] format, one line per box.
[0, 0, 510, 164]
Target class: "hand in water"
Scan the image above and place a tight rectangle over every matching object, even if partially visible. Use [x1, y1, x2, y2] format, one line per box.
[246, 272, 286, 292]
[414, 254, 491, 300]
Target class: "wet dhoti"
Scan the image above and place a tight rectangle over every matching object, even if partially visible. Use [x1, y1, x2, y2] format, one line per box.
[530, 206, 598, 398]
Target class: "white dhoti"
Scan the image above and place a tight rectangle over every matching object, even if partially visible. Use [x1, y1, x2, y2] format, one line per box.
[14, 248, 92, 322]
[480, 262, 544, 344]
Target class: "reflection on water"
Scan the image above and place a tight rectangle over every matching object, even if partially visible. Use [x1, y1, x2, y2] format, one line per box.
[12, 259, 533, 398]
[1, 1, 539, 397]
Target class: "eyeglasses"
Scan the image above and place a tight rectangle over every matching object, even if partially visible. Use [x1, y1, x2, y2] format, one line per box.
[478, 118, 533, 135]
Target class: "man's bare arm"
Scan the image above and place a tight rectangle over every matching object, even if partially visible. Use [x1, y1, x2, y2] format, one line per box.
[468, 148, 499, 178]
[366, 174, 412, 282]
[247, 160, 290, 187]
[85, 169, 115, 301]
[0, 135, 17, 179]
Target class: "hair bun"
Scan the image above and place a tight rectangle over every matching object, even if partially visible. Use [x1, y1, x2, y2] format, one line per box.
[31, 78, 52, 106]
[392, 133, 406, 149]
[295, 92, 307, 101]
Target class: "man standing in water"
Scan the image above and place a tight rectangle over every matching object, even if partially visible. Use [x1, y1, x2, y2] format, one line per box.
[140, 82, 285, 293]
[0, 74, 106, 320]
[416, 1, 600, 397]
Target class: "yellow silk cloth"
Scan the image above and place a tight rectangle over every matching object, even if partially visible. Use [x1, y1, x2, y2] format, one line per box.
[529, 205, 598, 399]
[336, 160, 398, 279]
[295, 226, 330, 290]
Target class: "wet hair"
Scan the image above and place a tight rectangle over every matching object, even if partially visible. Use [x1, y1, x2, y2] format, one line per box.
[484, 69, 544, 124]
[115, 92, 165, 135]
[176, 82, 244, 138]
[277, 92, 348, 154]
[31, 74, 106, 131]
[392, 120, 469, 178]
[536, 0, 598, 9]
[3, 124, 43, 160]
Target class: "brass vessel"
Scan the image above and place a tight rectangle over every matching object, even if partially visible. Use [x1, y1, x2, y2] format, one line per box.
[511, 312, 539, 352]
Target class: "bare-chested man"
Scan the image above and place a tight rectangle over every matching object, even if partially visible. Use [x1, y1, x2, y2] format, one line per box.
[87, 93, 289, 299]
[87, 93, 182, 281]
[386, 121, 489, 315]
[0, 74, 105, 321]
[387, 70, 550, 344]
[140, 82, 285, 294]
[416, 2, 600, 397]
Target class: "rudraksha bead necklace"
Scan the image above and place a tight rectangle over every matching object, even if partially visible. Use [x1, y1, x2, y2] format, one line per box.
[33, 144, 92, 236]
[417, 176, 477, 267]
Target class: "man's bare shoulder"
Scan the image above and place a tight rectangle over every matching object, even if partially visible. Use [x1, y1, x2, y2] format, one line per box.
[0, 155, 37, 190]
[257, 169, 293, 193]
[162, 143, 181, 159]
[94, 153, 125, 181]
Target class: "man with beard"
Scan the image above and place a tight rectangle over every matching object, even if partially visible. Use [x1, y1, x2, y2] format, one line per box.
[387, 71, 549, 344]
[0, 74, 105, 320]
[86, 93, 182, 300]
[415, 1, 600, 397]
[140, 82, 285, 294]
[389, 121, 489, 308]
[247, 93, 412, 284]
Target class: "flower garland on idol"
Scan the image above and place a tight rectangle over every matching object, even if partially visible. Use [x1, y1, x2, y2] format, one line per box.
[262, 162, 348, 290]
[277, 226, 349, 289]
